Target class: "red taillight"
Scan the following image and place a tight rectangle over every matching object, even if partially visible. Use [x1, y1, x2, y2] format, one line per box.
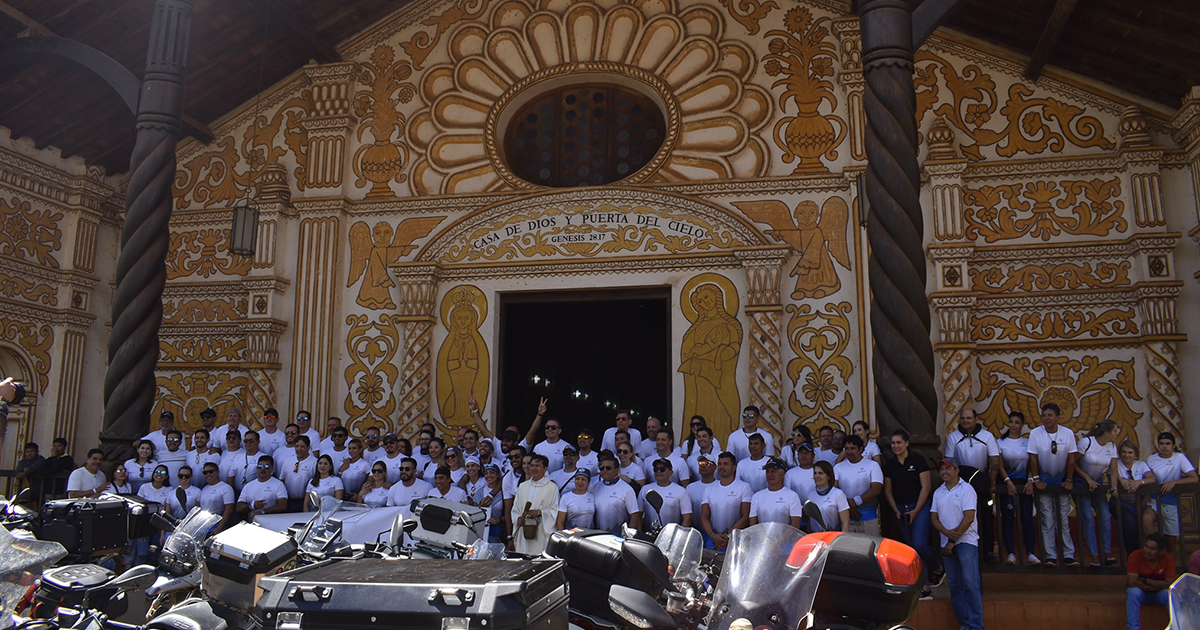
[788, 532, 840, 568]
[876, 538, 922, 586]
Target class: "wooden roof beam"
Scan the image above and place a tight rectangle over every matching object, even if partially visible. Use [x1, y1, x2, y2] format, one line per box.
[246, 0, 341, 63]
[0, 1, 57, 37]
[1024, 0, 1079, 80]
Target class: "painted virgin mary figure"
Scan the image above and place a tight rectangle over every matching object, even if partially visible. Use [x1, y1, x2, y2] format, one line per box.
[436, 289, 489, 427]
[679, 283, 742, 436]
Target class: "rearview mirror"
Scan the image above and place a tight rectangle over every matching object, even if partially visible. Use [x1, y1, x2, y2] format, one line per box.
[107, 564, 157, 593]
[175, 487, 188, 511]
[802, 500, 826, 532]
[646, 490, 664, 514]
[608, 585, 676, 629]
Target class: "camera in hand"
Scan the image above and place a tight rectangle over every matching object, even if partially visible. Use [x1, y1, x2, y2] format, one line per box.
[8, 382, 25, 405]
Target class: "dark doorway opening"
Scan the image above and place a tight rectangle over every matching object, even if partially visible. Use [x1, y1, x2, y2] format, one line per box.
[497, 289, 672, 442]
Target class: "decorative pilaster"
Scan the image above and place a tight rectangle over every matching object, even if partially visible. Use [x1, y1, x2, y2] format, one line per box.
[860, 0, 940, 450]
[392, 263, 440, 436]
[102, 0, 196, 460]
[299, 63, 356, 190]
[52, 329, 87, 443]
[1119, 107, 1166, 229]
[832, 17, 866, 163]
[736, 247, 790, 441]
[288, 215, 340, 418]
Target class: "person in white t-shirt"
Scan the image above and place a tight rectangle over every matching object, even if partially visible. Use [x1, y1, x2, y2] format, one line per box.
[641, 429, 691, 486]
[592, 454, 642, 534]
[557, 469, 596, 529]
[574, 430, 599, 477]
[255, 408, 287, 456]
[997, 412, 1038, 566]
[636, 417, 664, 462]
[293, 411, 322, 456]
[317, 417, 344, 456]
[209, 407, 246, 451]
[322, 427, 351, 472]
[67, 449, 109, 498]
[814, 426, 838, 465]
[157, 429, 188, 480]
[278, 436, 319, 511]
[533, 418, 569, 472]
[141, 410, 177, 457]
[218, 432, 251, 493]
[784, 443, 818, 503]
[1024, 403, 1079, 566]
[944, 408, 1001, 563]
[186, 429, 222, 489]
[173, 465, 201, 518]
[686, 455, 718, 530]
[427, 467, 470, 504]
[1145, 431, 1198, 539]
[684, 426, 720, 480]
[361, 426, 385, 464]
[338, 439, 371, 502]
[238, 455, 289, 522]
[615, 443, 646, 490]
[836, 421, 882, 464]
[725, 405, 776, 462]
[1075, 420, 1120, 566]
[834, 436, 884, 535]
[735, 433, 770, 492]
[749, 457, 802, 527]
[931, 459, 982, 630]
[304, 454, 345, 511]
[198, 463, 235, 531]
[781, 424, 813, 469]
[701, 453, 752, 550]
[602, 410, 643, 454]
[809, 461, 850, 532]
[1115, 441, 1155, 557]
[387, 457, 434, 512]
[638, 458, 691, 529]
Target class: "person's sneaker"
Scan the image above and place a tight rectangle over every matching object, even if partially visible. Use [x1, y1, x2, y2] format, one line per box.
[929, 569, 945, 587]
[1044, 557, 1058, 567]
[1064, 557, 1079, 567]
[1027, 553, 1042, 566]
[1105, 556, 1119, 566]
[1005, 553, 1017, 565]
[919, 587, 934, 601]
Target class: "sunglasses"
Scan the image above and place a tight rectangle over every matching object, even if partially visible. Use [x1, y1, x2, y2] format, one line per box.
[545, 426, 560, 430]
[373, 469, 386, 474]
[244, 438, 258, 443]
[617, 449, 631, 455]
[653, 467, 668, 473]
[578, 435, 591, 440]
[257, 464, 272, 470]
[400, 467, 415, 472]
[741, 413, 754, 418]
[166, 438, 181, 443]
[203, 469, 218, 475]
[285, 430, 298, 435]
[383, 440, 397, 445]
[1051, 441, 1059, 455]
[297, 416, 311, 422]
[178, 474, 191, 479]
[599, 465, 615, 471]
[294, 462, 300, 473]
[154, 470, 168, 476]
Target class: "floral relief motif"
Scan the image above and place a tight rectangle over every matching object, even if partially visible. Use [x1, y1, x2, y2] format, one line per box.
[352, 45, 416, 198]
[764, 7, 846, 174]
[160, 338, 247, 363]
[0, 315, 53, 391]
[976, 355, 1141, 446]
[963, 178, 1126, 242]
[165, 229, 253, 279]
[399, 0, 488, 69]
[162, 298, 248, 324]
[407, 0, 772, 194]
[718, 0, 778, 35]
[785, 301, 853, 430]
[914, 51, 1114, 161]
[971, 309, 1138, 342]
[969, 261, 1131, 293]
[0, 196, 62, 268]
[343, 314, 403, 434]
[154, 372, 248, 435]
[0, 269, 57, 306]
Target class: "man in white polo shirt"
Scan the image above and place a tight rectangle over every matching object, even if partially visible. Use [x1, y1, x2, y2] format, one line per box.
[237, 455, 288, 522]
[592, 453, 642, 534]
[1024, 402, 1078, 566]
[750, 457, 802, 527]
[725, 405, 775, 461]
[602, 410, 642, 454]
[639, 458, 691, 530]
[931, 459, 982, 630]
[944, 407, 1001, 562]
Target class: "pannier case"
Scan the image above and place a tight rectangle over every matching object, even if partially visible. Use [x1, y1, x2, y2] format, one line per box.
[806, 532, 923, 625]
[257, 558, 569, 630]
[543, 529, 664, 620]
[411, 497, 488, 549]
[203, 522, 297, 611]
[40, 496, 131, 558]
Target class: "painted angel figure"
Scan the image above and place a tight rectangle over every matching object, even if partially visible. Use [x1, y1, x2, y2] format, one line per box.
[347, 217, 442, 309]
[734, 198, 851, 299]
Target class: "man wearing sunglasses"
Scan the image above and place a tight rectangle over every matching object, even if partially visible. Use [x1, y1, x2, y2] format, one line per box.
[278, 436, 318, 512]
[533, 415, 569, 472]
[575, 430, 599, 476]
[725, 405, 776, 462]
[294, 412, 321, 453]
[159, 428, 189, 480]
[592, 453, 642, 534]
[317, 416, 344, 456]
[639, 458, 691, 531]
[387, 457, 432, 515]
[257, 408, 286, 456]
[141, 410, 177, 456]
[324, 427, 351, 471]
[379, 433, 406, 483]
[1024, 402, 1079, 566]
[642, 429, 691, 486]
[362, 426, 385, 463]
[237, 455, 287, 522]
[219, 431, 249, 492]
[601, 409, 642, 454]
[198, 463, 235, 531]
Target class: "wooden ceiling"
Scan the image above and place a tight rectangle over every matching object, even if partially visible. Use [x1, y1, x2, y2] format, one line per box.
[0, 0, 1196, 177]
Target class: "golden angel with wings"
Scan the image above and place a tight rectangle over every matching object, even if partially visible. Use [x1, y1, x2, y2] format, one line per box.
[733, 198, 851, 299]
[347, 217, 443, 309]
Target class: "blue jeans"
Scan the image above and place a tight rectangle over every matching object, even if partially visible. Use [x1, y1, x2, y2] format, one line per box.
[944, 543, 983, 630]
[1000, 492, 1037, 556]
[1078, 492, 1112, 558]
[896, 502, 940, 574]
[1126, 587, 1169, 630]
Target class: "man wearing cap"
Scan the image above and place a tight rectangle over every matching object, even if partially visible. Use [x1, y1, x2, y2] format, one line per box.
[549, 445, 581, 493]
[725, 405, 776, 462]
[834, 435, 885, 535]
[387, 457, 433, 515]
[533, 417, 569, 472]
[687, 454, 718, 534]
[197, 408, 218, 445]
[142, 410, 178, 455]
[735, 434, 770, 492]
[642, 429, 691, 486]
[750, 457, 803, 527]
[380, 433, 406, 483]
[187, 429, 222, 488]
[639, 457, 692, 530]
[702, 453, 752, 551]
[784, 442, 818, 503]
[592, 453, 642, 534]
[685, 426, 719, 480]
[602, 409, 643, 454]
[427, 466, 471, 505]
[557, 469, 595, 529]
[575, 430, 599, 476]
[931, 458, 982, 630]
[210, 407, 245, 449]
[256, 408, 286, 456]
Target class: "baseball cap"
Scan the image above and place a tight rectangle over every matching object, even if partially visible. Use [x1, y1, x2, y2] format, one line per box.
[199, 408, 216, 419]
[562, 445, 578, 455]
[762, 456, 787, 471]
[159, 410, 174, 420]
[573, 468, 591, 480]
[482, 463, 501, 475]
[696, 454, 715, 464]
[935, 458, 957, 469]
[798, 442, 814, 452]
[464, 455, 480, 466]
[653, 457, 673, 469]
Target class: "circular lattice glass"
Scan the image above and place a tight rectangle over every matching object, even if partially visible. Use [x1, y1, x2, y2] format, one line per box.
[504, 84, 666, 187]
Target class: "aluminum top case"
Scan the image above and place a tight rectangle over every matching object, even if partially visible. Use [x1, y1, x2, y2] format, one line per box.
[411, 497, 488, 550]
[203, 522, 297, 611]
[257, 558, 569, 630]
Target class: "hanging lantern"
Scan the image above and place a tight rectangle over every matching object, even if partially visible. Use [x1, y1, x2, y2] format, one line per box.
[230, 195, 260, 257]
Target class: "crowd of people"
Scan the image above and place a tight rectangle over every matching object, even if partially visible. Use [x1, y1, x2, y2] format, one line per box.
[13, 389, 1200, 630]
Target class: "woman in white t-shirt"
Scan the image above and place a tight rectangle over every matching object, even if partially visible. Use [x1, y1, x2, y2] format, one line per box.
[836, 421, 882, 464]
[997, 413, 1038, 565]
[556, 470, 596, 530]
[1074, 421, 1120, 566]
[338, 439, 371, 502]
[615, 444, 646, 491]
[1114, 440, 1154, 558]
[782, 423, 814, 468]
[125, 440, 157, 494]
[304, 455, 345, 511]
[137, 465, 176, 564]
[809, 461, 850, 532]
[106, 463, 133, 495]
[173, 465, 201, 518]
[358, 462, 392, 507]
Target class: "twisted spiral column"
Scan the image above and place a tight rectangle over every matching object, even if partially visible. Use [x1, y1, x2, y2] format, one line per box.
[860, 0, 939, 450]
[101, 0, 195, 461]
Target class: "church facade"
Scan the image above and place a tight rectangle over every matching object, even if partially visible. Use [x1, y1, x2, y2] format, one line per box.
[2, 0, 1198, 464]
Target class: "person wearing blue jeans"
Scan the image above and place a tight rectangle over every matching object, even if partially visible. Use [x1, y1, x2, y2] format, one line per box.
[932, 459, 983, 630]
[883, 429, 941, 595]
[1126, 533, 1174, 630]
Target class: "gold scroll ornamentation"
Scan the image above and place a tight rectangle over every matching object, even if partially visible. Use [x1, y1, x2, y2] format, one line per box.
[680, 273, 744, 441]
[971, 309, 1138, 342]
[969, 261, 1131, 293]
[976, 355, 1141, 447]
[162, 298, 248, 324]
[765, 7, 846, 174]
[719, 0, 778, 35]
[352, 45, 416, 198]
[165, 229, 252, 279]
[399, 0, 488, 69]
[436, 286, 490, 432]
[786, 301, 853, 431]
[343, 314, 403, 435]
[0, 196, 62, 268]
[0, 315, 52, 391]
[154, 372, 248, 435]
[963, 178, 1126, 243]
[160, 338, 247, 363]
[0, 269, 56, 305]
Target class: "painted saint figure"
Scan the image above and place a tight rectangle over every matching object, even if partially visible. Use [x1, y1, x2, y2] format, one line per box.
[680, 281, 743, 438]
[436, 287, 490, 428]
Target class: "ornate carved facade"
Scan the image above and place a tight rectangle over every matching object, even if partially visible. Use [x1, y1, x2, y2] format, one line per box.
[4, 0, 1200, 464]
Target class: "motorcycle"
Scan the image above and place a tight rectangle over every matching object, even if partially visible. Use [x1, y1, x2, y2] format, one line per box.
[144, 506, 221, 619]
[1169, 572, 1199, 630]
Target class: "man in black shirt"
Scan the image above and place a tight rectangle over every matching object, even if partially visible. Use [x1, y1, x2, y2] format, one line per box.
[882, 428, 941, 595]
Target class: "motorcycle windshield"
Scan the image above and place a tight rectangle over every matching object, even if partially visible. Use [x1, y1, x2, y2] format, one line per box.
[654, 523, 703, 581]
[1170, 573, 1200, 630]
[0, 525, 67, 626]
[161, 507, 221, 575]
[298, 498, 374, 551]
[708, 523, 829, 630]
